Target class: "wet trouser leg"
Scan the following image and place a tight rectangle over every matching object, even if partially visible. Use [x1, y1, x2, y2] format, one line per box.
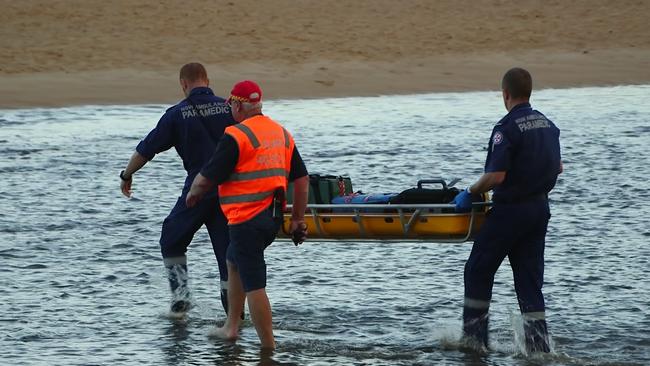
[204, 202, 231, 315]
[163, 258, 191, 312]
[463, 205, 515, 348]
[463, 201, 551, 352]
[159, 194, 208, 310]
[510, 201, 551, 353]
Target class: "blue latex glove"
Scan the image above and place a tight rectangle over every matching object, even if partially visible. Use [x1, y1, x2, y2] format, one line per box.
[452, 189, 473, 212]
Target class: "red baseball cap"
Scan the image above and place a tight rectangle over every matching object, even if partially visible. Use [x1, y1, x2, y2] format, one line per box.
[226, 80, 263, 104]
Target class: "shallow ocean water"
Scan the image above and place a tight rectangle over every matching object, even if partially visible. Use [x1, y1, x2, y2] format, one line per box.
[1, 85, 649, 365]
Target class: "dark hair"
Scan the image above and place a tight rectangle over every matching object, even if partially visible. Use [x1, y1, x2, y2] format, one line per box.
[179, 63, 208, 82]
[502, 67, 532, 99]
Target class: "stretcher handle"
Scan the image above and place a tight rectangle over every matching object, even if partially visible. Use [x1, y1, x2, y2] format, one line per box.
[417, 179, 447, 190]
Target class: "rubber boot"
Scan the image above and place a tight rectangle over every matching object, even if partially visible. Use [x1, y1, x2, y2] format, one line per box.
[462, 307, 489, 350]
[524, 319, 550, 353]
[167, 263, 191, 313]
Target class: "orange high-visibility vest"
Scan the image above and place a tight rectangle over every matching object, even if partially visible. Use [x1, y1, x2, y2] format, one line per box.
[218, 115, 295, 225]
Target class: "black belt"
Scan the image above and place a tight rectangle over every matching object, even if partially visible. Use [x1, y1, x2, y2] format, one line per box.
[492, 193, 548, 204]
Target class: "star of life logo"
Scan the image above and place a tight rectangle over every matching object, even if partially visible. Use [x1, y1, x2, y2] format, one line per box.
[492, 131, 503, 145]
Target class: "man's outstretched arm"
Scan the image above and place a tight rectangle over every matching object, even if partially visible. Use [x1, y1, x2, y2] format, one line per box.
[120, 151, 149, 197]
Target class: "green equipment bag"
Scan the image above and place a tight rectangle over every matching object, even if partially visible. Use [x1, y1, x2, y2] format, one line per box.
[286, 174, 353, 204]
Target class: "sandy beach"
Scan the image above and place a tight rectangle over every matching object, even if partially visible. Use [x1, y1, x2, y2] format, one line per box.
[1, 0, 648, 108]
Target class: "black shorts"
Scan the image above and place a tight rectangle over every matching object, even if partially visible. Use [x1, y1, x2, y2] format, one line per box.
[226, 207, 281, 292]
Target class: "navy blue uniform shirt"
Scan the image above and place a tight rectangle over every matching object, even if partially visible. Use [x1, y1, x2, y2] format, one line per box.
[136, 87, 236, 196]
[485, 102, 561, 203]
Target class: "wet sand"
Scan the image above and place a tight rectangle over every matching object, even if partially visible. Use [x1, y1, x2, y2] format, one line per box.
[1, 0, 648, 107]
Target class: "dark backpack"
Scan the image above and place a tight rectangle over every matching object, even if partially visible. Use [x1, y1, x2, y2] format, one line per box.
[389, 179, 460, 209]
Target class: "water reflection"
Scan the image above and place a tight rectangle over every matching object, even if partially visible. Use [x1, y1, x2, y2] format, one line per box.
[162, 318, 191, 365]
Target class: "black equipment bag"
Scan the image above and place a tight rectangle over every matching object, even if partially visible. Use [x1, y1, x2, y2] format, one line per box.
[388, 179, 460, 205]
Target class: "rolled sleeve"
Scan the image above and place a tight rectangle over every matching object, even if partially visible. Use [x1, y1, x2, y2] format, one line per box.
[135, 112, 175, 160]
[288, 146, 308, 181]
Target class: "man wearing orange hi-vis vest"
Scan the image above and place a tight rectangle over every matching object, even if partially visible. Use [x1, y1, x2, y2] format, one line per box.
[186, 80, 309, 349]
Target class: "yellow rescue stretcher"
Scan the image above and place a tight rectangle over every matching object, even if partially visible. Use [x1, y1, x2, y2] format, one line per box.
[279, 199, 491, 243]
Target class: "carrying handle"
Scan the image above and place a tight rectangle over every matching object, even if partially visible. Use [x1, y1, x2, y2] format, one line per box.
[417, 179, 447, 190]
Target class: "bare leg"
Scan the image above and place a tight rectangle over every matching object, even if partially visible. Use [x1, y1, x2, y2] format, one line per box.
[246, 288, 275, 349]
[211, 261, 245, 340]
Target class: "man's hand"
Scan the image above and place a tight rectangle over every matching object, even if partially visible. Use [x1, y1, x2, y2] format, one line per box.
[186, 191, 201, 208]
[289, 219, 307, 246]
[120, 170, 133, 198]
[186, 173, 214, 208]
[289, 175, 309, 245]
[186, 184, 204, 208]
[120, 152, 148, 198]
[452, 189, 473, 213]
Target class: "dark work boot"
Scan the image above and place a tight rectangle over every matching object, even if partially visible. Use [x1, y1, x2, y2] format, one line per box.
[524, 318, 550, 353]
[166, 262, 191, 313]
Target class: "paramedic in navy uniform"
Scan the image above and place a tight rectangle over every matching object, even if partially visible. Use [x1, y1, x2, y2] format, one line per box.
[452, 67, 562, 353]
[120, 63, 236, 314]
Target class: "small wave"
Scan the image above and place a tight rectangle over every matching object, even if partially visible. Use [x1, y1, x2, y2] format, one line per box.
[22, 264, 47, 269]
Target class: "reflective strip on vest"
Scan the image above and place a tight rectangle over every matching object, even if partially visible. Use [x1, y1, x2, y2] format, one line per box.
[219, 190, 275, 204]
[233, 123, 260, 148]
[228, 168, 289, 182]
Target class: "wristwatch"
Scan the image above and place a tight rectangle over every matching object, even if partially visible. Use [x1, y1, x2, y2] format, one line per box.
[120, 170, 132, 181]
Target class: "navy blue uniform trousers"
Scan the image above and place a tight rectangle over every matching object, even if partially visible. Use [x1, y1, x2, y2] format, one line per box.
[463, 199, 550, 345]
[160, 193, 229, 281]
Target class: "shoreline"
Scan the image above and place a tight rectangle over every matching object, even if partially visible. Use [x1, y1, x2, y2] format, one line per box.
[3, 1, 649, 109]
[1, 48, 648, 109]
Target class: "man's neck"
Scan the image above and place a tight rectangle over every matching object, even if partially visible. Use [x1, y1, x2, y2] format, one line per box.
[507, 98, 529, 112]
[189, 84, 208, 92]
[185, 82, 209, 97]
[241, 111, 264, 121]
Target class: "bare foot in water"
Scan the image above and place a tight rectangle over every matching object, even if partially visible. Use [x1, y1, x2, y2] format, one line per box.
[208, 325, 238, 340]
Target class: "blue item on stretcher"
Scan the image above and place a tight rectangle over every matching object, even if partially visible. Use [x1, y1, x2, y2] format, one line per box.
[331, 193, 395, 204]
[331, 193, 397, 212]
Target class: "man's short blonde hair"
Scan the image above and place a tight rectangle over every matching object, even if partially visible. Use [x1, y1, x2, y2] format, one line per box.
[179, 63, 208, 82]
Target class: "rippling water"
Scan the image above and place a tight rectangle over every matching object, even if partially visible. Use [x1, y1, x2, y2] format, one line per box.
[1, 85, 649, 365]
